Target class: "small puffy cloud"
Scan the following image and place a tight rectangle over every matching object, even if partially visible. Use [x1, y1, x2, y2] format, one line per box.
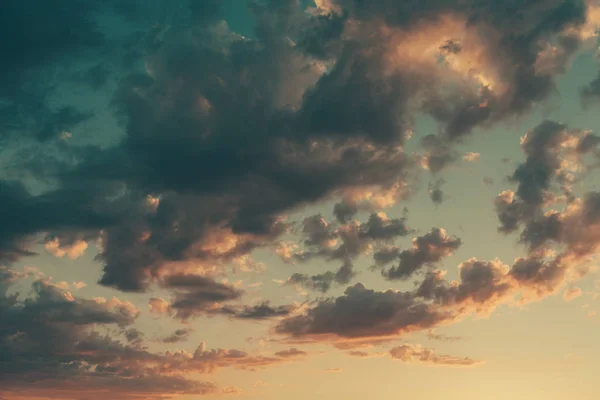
[124, 328, 144, 345]
[234, 302, 295, 320]
[160, 274, 243, 320]
[462, 152, 481, 162]
[381, 228, 462, 280]
[43, 237, 88, 259]
[161, 328, 194, 344]
[48, 280, 87, 291]
[222, 386, 243, 395]
[389, 344, 483, 367]
[288, 261, 355, 293]
[563, 287, 583, 301]
[282, 212, 412, 266]
[274, 348, 308, 358]
[149, 297, 171, 314]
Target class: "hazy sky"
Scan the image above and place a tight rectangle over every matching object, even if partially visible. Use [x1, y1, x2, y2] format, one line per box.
[2, 1, 600, 399]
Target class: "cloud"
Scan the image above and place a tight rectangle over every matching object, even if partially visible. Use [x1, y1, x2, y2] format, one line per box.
[426, 330, 462, 342]
[428, 179, 445, 204]
[222, 386, 243, 395]
[389, 344, 483, 367]
[288, 261, 355, 293]
[2, 2, 600, 393]
[380, 228, 462, 280]
[280, 211, 413, 292]
[148, 288, 293, 321]
[123, 328, 144, 346]
[0, 266, 308, 399]
[496, 121, 600, 234]
[274, 118, 600, 345]
[0, 180, 116, 264]
[0, 1, 105, 144]
[492, 121, 600, 300]
[563, 287, 583, 301]
[160, 274, 243, 320]
[322, 0, 588, 140]
[168, 345, 308, 374]
[285, 211, 412, 266]
[347, 351, 370, 358]
[275, 282, 447, 340]
[0, 267, 215, 399]
[482, 177, 495, 185]
[161, 328, 194, 344]
[346, 350, 385, 358]
[274, 348, 308, 358]
[274, 253, 574, 343]
[229, 302, 296, 320]
[462, 152, 481, 162]
[44, 236, 89, 259]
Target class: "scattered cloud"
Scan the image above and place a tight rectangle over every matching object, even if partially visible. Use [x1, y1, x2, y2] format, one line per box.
[463, 152, 481, 162]
[389, 344, 483, 367]
[564, 287, 583, 301]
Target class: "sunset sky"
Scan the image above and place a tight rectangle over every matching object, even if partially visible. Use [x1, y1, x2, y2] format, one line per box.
[3, 1, 600, 399]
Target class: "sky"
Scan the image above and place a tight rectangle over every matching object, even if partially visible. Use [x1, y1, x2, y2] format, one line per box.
[3, 0, 600, 399]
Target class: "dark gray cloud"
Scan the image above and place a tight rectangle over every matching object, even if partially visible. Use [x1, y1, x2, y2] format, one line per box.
[511, 120, 572, 205]
[288, 261, 356, 293]
[274, 257, 510, 341]
[289, 212, 412, 265]
[275, 282, 447, 339]
[149, 290, 294, 321]
[161, 328, 194, 344]
[482, 177, 495, 185]
[417, 259, 512, 306]
[0, 180, 121, 264]
[495, 120, 600, 240]
[276, 241, 594, 342]
[0, 0, 195, 147]
[0, 1, 105, 143]
[160, 274, 243, 320]
[427, 331, 462, 342]
[284, 211, 411, 291]
[1, 0, 591, 296]
[333, 200, 359, 223]
[428, 179, 446, 204]
[381, 228, 462, 280]
[422, 135, 457, 174]
[124, 328, 145, 345]
[234, 302, 295, 320]
[495, 120, 600, 265]
[274, 348, 308, 358]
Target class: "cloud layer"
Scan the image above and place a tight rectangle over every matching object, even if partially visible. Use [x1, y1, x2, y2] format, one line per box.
[2, 0, 600, 398]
